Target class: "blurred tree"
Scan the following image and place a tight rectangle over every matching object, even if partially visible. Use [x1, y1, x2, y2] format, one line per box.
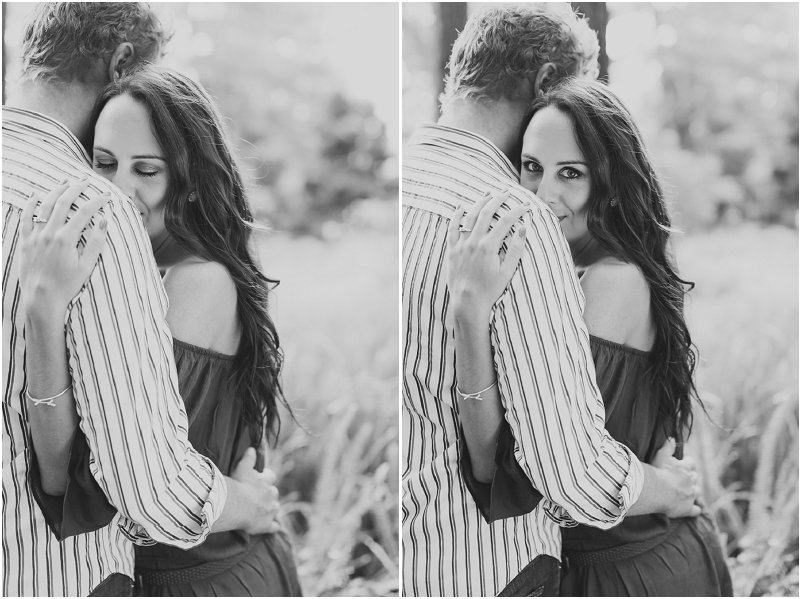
[436, 3, 467, 105]
[653, 2, 798, 228]
[163, 3, 395, 234]
[571, 2, 608, 81]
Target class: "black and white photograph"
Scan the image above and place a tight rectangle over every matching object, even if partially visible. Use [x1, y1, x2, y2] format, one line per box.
[402, 2, 798, 597]
[2, 2, 398, 597]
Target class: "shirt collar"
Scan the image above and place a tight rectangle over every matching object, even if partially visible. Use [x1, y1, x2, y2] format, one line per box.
[409, 123, 519, 181]
[2, 106, 91, 166]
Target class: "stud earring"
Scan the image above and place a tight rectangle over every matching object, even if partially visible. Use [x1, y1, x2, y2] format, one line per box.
[188, 191, 197, 203]
[609, 197, 618, 207]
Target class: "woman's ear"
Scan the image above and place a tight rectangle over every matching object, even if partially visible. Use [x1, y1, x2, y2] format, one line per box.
[108, 42, 135, 82]
[533, 63, 557, 97]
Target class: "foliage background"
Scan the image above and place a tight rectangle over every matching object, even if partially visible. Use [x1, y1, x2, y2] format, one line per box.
[404, 2, 798, 596]
[3, 3, 399, 596]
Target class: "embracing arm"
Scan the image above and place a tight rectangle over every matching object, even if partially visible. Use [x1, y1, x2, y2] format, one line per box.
[19, 181, 108, 499]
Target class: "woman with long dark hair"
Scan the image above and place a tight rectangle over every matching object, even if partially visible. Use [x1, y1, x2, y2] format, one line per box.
[19, 66, 300, 596]
[447, 79, 732, 595]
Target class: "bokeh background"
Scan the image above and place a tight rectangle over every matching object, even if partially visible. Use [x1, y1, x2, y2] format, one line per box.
[4, 3, 399, 596]
[404, 2, 798, 596]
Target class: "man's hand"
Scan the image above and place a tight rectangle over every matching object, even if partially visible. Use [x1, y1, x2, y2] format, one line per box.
[214, 447, 282, 535]
[230, 447, 282, 535]
[650, 438, 702, 518]
[628, 437, 703, 518]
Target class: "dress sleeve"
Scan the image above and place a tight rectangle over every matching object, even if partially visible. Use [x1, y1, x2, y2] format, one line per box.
[30, 431, 116, 540]
[487, 197, 644, 529]
[459, 422, 542, 523]
[64, 190, 227, 548]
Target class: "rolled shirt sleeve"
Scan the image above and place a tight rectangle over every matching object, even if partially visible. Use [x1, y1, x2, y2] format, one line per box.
[64, 190, 227, 547]
[491, 195, 644, 529]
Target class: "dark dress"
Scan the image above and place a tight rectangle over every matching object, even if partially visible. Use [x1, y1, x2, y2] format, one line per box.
[133, 339, 302, 597]
[461, 335, 733, 597]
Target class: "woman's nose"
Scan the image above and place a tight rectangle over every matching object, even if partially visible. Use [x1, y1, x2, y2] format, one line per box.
[112, 173, 136, 200]
[536, 178, 557, 207]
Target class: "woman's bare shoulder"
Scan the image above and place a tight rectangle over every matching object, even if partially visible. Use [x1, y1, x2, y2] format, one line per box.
[580, 258, 654, 350]
[163, 260, 240, 354]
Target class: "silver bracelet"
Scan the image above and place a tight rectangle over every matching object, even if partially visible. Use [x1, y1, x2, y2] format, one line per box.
[25, 384, 71, 408]
[456, 380, 497, 401]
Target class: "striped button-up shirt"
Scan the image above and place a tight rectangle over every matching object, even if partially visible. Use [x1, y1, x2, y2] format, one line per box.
[2, 107, 227, 596]
[402, 125, 644, 597]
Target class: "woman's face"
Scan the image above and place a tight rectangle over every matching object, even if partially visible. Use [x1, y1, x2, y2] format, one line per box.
[93, 94, 169, 244]
[520, 106, 592, 245]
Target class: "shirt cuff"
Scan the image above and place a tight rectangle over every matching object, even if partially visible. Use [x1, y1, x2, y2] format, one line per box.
[545, 443, 645, 528]
[117, 456, 229, 547]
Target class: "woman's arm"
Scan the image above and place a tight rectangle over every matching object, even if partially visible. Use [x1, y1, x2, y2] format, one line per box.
[19, 181, 109, 495]
[446, 193, 527, 482]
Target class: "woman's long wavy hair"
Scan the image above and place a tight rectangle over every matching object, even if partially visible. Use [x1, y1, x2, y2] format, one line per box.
[525, 79, 701, 442]
[88, 66, 287, 446]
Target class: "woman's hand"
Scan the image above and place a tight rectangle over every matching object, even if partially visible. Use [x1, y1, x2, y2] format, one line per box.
[19, 179, 110, 321]
[446, 191, 528, 323]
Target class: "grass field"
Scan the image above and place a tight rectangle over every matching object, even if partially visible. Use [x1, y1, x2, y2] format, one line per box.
[676, 224, 798, 597]
[256, 221, 399, 597]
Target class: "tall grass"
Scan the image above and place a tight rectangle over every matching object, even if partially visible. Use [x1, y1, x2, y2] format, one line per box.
[256, 225, 399, 597]
[677, 224, 798, 597]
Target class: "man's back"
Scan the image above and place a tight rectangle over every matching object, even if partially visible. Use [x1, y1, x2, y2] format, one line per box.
[402, 125, 564, 596]
[2, 107, 134, 596]
[2, 106, 227, 596]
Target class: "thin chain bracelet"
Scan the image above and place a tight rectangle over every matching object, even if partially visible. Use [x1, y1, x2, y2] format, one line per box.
[456, 380, 497, 401]
[25, 384, 71, 408]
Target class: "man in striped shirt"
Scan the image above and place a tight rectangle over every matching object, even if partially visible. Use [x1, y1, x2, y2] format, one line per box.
[402, 6, 701, 596]
[3, 5, 278, 596]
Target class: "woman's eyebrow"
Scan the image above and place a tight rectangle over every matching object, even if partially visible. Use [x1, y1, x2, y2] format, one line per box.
[556, 160, 588, 166]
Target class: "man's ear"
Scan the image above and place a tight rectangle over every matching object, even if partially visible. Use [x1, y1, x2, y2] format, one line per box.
[533, 62, 557, 98]
[108, 42, 135, 82]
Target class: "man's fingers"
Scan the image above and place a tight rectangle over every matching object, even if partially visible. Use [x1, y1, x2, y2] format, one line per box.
[473, 191, 508, 235]
[233, 447, 258, 477]
[653, 437, 676, 464]
[261, 468, 277, 486]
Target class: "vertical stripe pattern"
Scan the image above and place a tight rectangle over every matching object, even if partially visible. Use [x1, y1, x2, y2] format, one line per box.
[2, 107, 227, 596]
[402, 125, 644, 597]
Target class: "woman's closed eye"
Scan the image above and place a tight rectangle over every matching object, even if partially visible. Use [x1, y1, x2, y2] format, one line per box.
[94, 159, 116, 171]
[134, 165, 160, 178]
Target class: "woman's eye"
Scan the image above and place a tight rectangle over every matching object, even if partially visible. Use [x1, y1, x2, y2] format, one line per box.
[561, 167, 583, 180]
[94, 161, 115, 171]
[136, 168, 159, 178]
[522, 160, 542, 174]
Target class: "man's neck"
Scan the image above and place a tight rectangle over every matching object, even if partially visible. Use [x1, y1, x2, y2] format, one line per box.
[438, 97, 528, 163]
[6, 79, 103, 146]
